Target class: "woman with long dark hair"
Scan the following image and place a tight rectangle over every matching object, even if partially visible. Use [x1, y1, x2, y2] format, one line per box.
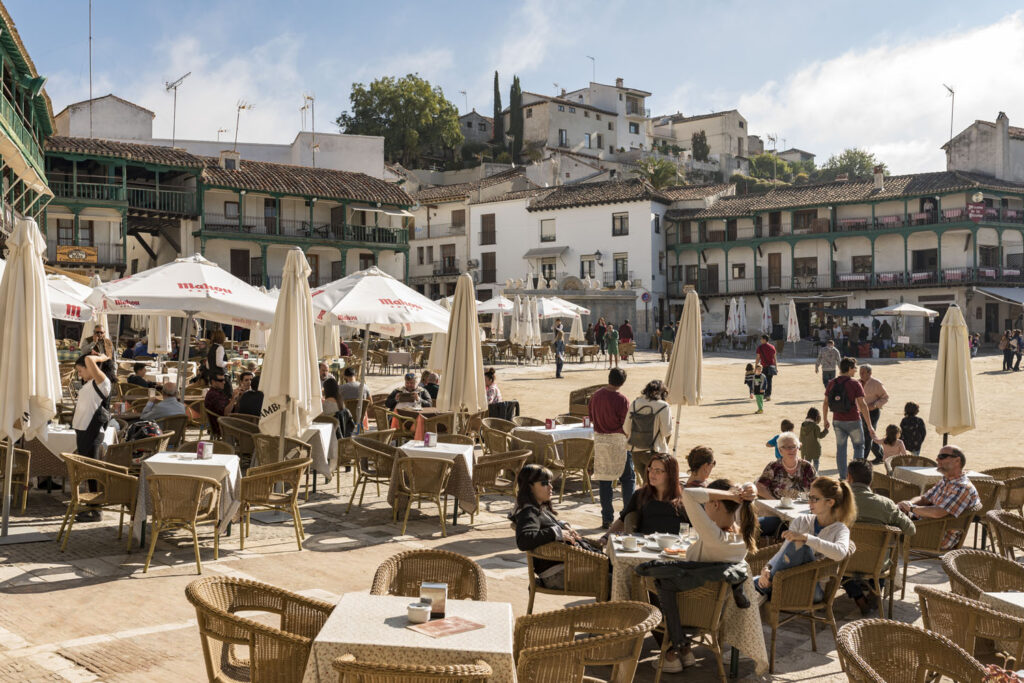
[605, 453, 687, 536]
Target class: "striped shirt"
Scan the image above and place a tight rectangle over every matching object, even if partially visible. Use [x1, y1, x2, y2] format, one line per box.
[922, 474, 980, 549]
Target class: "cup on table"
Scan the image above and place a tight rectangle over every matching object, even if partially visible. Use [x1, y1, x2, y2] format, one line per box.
[621, 536, 639, 551]
[582, 417, 591, 428]
[407, 602, 431, 624]
[780, 495, 794, 509]
[656, 534, 678, 550]
[149, 388, 156, 398]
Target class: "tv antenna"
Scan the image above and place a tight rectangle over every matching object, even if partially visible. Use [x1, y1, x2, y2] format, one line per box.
[216, 127, 229, 142]
[303, 94, 317, 167]
[943, 84, 955, 142]
[458, 90, 467, 113]
[165, 71, 191, 147]
[234, 100, 254, 152]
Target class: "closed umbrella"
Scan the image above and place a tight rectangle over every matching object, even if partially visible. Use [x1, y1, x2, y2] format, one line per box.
[737, 296, 748, 335]
[786, 299, 801, 343]
[78, 274, 108, 347]
[0, 218, 62, 538]
[569, 314, 585, 342]
[929, 304, 975, 442]
[249, 326, 270, 352]
[725, 297, 738, 336]
[427, 297, 451, 373]
[664, 288, 702, 455]
[148, 316, 172, 355]
[490, 308, 503, 339]
[437, 273, 487, 413]
[530, 297, 542, 345]
[510, 295, 523, 345]
[315, 322, 340, 360]
[761, 299, 773, 336]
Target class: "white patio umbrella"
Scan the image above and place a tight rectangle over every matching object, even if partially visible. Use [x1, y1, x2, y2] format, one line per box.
[437, 273, 487, 413]
[725, 297, 738, 336]
[569, 314, 585, 342]
[737, 296, 748, 335]
[427, 297, 451, 373]
[928, 304, 975, 442]
[0, 218, 61, 538]
[0, 260, 95, 324]
[544, 296, 591, 316]
[871, 301, 938, 340]
[315, 322, 341, 360]
[477, 295, 514, 316]
[147, 315, 172, 355]
[510, 295, 523, 345]
[786, 299, 801, 343]
[311, 266, 449, 428]
[77, 274, 108, 346]
[664, 288, 702, 455]
[259, 248, 322, 455]
[535, 296, 581, 319]
[761, 299, 773, 336]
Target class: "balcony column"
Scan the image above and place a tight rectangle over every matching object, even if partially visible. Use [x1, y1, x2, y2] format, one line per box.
[998, 229, 1004, 267]
[870, 202, 876, 229]
[903, 199, 908, 226]
[72, 160, 77, 199]
[309, 196, 315, 234]
[276, 196, 281, 235]
[903, 234, 908, 280]
[121, 162, 127, 201]
[73, 208, 80, 246]
[972, 226, 978, 270]
[869, 235, 876, 285]
[936, 229, 943, 277]
[238, 191, 244, 232]
[723, 248, 730, 294]
[788, 241, 795, 289]
[120, 209, 128, 266]
[40, 206, 47, 237]
[403, 249, 409, 283]
[337, 247, 348, 277]
[260, 244, 269, 287]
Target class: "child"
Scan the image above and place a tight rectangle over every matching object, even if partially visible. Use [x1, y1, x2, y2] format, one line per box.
[749, 364, 767, 413]
[899, 402, 927, 456]
[799, 408, 829, 473]
[766, 419, 794, 456]
[744, 363, 756, 399]
[874, 424, 908, 466]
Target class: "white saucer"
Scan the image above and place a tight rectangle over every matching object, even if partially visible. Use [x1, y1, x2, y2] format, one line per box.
[660, 550, 686, 559]
[616, 545, 641, 553]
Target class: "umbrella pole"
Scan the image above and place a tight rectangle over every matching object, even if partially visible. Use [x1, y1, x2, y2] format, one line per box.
[177, 312, 194, 400]
[1, 439, 12, 536]
[354, 324, 370, 435]
[671, 410, 682, 456]
[278, 396, 288, 462]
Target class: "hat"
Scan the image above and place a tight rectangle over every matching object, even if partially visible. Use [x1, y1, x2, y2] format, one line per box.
[404, 372, 417, 380]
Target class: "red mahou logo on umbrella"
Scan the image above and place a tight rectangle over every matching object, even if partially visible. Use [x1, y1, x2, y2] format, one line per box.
[177, 282, 233, 295]
[378, 297, 422, 310]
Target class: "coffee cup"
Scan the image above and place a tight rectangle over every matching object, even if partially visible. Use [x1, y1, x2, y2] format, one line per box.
[657, 534, 678, 550]
[621, 536, 639, 551]
[780, 495, 794, 509]
[407, 602, 431, 624]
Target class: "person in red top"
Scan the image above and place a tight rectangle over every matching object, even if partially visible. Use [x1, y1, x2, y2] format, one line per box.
[755, 335, 778, 400]
[617, 320, 635, 361]
[821, 356, 876, 480]
[589, 368, 634, 528]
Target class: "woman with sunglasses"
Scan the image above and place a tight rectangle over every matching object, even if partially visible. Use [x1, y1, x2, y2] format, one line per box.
[604, 453, 687, 537]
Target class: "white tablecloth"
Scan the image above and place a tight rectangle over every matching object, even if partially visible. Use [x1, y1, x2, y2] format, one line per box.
[892, 466, 992, 492]
[37, 424, 118, 458]
[390, 440, 476, 514]
[131, 452, 241, 543]
[513, 424, 595, 441]
[755, 498, 812, 523]
[302, 593, 516, 683]
[144, 370, 179, 385]
[980, 591, 1024, 619]
[302, 423, 338, 479]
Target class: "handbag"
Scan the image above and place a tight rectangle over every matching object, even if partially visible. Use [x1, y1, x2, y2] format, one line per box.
[765, 364, 779, 377]
[92, 380, 111, 428]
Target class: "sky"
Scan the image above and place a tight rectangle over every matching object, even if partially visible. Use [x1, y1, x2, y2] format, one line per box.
[12, 0, 1024, 174]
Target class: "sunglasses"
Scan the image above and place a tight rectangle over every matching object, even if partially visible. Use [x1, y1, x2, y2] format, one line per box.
[537, 480, 553, 487]
[780, 444, 799, 450]
[936, 452, 956, 460]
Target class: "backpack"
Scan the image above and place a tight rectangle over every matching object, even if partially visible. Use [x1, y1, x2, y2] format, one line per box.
[627, 402, 667, 450]
[827, 377, 853, 415]
[125, 420, 162, 443]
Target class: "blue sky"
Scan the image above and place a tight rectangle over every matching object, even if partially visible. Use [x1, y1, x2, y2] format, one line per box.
[12, 1, 1024, 172]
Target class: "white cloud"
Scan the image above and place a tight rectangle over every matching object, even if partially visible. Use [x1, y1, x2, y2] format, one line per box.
[732, 12, 1024, 173]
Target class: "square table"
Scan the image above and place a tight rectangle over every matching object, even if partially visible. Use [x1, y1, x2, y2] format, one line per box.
[386, 351, 411, 374]
[980, 591, 1024, 619]
[892, 466, 992, 492]
[389, 440, 476, 520]
[511, 425, 594, 465]
[754, 498, 811, 523]
[302, 593, 516, 683]
[302, 423, 338, 480]
[26, 423, 118, 479]
[130, 452, 241, 544]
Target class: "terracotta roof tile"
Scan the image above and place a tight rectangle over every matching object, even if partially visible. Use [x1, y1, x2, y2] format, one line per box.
[472, 187, 553, 204]
[655, 110, 739, 124]
[527, 178, 671, 211]
[46, 136, 205, 168]
[659, 183, 734, 201]
[412, 167, 528, 203]
[515, 92, 617, 117]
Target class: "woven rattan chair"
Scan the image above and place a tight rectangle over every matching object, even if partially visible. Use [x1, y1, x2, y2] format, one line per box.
[239, 458, 311, 552]
[394, 456, 453, 536]
[514, 601, 661, 683]
[342, 398, 368, 427]
[988, 510, 1024, 560]
[347, 436, 400, 513]
[128, 397, 152, 412]
[513, 416, 545, 427]
[983, 466, 1024, 481]
[998, 476, 1024, 516]
[57, 453, 138, 552]
[568, 384, 604, 417]
[836, 618, 988, 683]
[525, 541, 610, 614]
[970, 478, 1006, 550]
[143, 474, 221, 574]
[331, 654, 492, 682]
[360, 428, 397, 448]
[335, 437, 357, 491]
[644, 578, 730, 683]
[844, 523, 902, 618]
[470, 449, 530, 523]
[186, 576, 332, 683]
[155, 414, 189, 448]
[103, 433, 173, 474]
[436, 434, 474, 446]
[885, 454, 938, 474]
[251, 435, 314, 500]
[545, 437, 594, 504]
[176, 440, 235, 455]
[218, 416, 259, 463]
[422, 412, 455, 435]
[509, 429, 557, 467]
[0, 443, 30, 514]
[386, 410, 417, 444]
[480, 417, 516, 433]
[555, 415, 584, 425]
[916, 585, 1024, 668]
[229, 413, 261, 426]
[942, 548, 1024, 600]
[370, 549, 488, 601]
[461, 409, 488, 442]
[480, 426, 511, 455]
[869, 471, 920, 502]
[900, 503, 980, 598]
[187, 399, 208, 439]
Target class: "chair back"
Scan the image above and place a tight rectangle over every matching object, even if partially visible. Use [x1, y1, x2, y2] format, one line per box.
[886, 455, 938, 473]
[772, 555, 849, 611]
[916, 585, 1024, 668]
[870, 471, 920, 501]
[555, 415, 584, 425]
[473, 449, 529, 490]
[352, 436, 399, 477]
[370, 549, 487, 601]
[251, 434, 312, 469]
[559, 438, 594, 469]
[481, 427, 511, 454]
[371, 405, 391, 431]
[177, 440, 235, 455]
[62, 453, 137, 506]
[422, 412, 455, 435]
[360, 429, 397, 447]
[342, 398, 367, 426]
[999, 476, 1024, 515]
[331, 654, 492, 682]
[397, 456, 453, 497]
[983, 466, 1024, 481]
[104, 433, 172, 469]
[219, 417, 258, 456]
[836, 618, 988, 683]
[987, 510, 1024, 560]
[155, 414, 189, 448]
[513, 416, 545, 427]
[148, 474, 221, 525]
[229, 413, 261, 425]
[942, 548, 1024, 600]
[973, 478, 1006, 517]
[243, 458, 310, 505]
[436, 434, 474, 446]
[527, 542, 610, 601]
[123, 386, 151, 399]
[481, 417, 515, 433]
[846, 523, 901, 578]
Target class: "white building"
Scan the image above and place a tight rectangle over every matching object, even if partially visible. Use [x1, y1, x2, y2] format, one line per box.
[944, 111, 1024, 183]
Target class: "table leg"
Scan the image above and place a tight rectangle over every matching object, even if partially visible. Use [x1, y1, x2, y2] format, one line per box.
[452, 497, 459, 526]
[729, 647, 739, 678]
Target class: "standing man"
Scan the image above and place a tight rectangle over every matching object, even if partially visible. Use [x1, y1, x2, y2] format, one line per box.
[815, 339, 841, 388]
[897, 445, 980, 550]
[661, 320, 676, 361]
[859, 364, 889, 464]
[589, 368, 634, 529]
[755, 335, 778, 401]
[822, 357, 877, 479]
[878, 319, 893, 351]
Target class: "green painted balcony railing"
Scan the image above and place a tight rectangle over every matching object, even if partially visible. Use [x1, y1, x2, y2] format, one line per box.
[50, 180, 125, 203]
[0, 88, 44, 174]
[127, 187, 197, 215]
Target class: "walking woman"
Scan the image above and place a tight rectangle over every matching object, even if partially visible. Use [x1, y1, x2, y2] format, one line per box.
[999, 330, 1012, 371]
[604, 323, 620, 369]
[553, 329, 566, 378]
[594, 317, 607, 356]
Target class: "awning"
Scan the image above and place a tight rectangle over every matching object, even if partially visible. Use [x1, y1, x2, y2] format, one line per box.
[349, 204, 413, 217]
[523, 246, 568, 259]
[977, 287, 1024, 306]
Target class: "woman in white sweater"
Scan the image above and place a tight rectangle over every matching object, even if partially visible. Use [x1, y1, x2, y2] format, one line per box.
[756, 476, 856, 598]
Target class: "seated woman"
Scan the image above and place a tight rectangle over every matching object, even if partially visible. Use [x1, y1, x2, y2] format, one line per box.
[605, 453, 687, 536]
[756, 476, 855, 601]
[484, 367, 502, 404]
[755, 431, 817, 536]
[684, 445, 716, 488]
[511, 464, 594, 589]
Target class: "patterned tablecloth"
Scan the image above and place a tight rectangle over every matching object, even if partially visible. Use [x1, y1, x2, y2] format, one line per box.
[892, 466, 992, 492]
[301, 593, 517, 683]
[130, 452, 241, 544]
[388, 441, 476, 515]
[302, 423, 338, 479]
[606, 536, 768, 676]
[24, 424, 118, 478]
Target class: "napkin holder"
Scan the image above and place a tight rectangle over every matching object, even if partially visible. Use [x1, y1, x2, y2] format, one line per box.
[545, 418, 554, 430]
[419, 582, 447, 618]
[423, 432, 436, 447]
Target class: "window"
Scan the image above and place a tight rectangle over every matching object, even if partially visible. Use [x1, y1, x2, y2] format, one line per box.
[580, 257, 596, 278]
[480, 213, 496, 245]
[653, 214, 660, 234]
[584, 110, 589, 118]
[426, 246, 433, 263]
[557, 105, 565, 112]
[612, 212, 629, 236]
[451, 209, 466, 228]
[793, 257, 818, 276]
[540, 219, 555, 242]
[478, 122, 487, 131]
[732, 263, 746, 279]
[526, 108, 532, 118]
[738, 121, 745, 129]
[225, 201, 239, 219]
[131, 258, 139, 274]
[659, 251, 665, 274]
[629, 122, 640, 134]
[596, 114, 601, 121]
[851, 255, 872, 273]
[979, 245, 999, 267]
[597, 134, 603, 149]
[685, 265, 699, 285]
[614, 255, 629, 282]
[79, 220, 94, 246]
[481, 252, 496, 283]
[584, 133, 592, 149]
[558, 129, 568, 147]
[56, 218, 73, 245]
[608, 122, 614, 131]
[793, 209, 817, 231]
[541, 258, 556, 280]
[417, 246, 424, 265]
[224, 157, 236, 170]
[359, 252, 376, 270]
[618, 93, 623, 101]
[466, 121, 473, 129]
[569, 107, 575, 113]
[865, 298, 888, 311]
[477, 288, 493, 301]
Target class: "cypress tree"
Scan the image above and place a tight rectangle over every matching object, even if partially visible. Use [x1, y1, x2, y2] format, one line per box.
[492, 71, 504, 148]
[509, 75, 523, 163]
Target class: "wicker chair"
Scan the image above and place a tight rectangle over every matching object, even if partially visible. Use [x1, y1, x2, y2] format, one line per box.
[555, 415, 584, 425]
[884, 454, 938, 475]
[514, 601, 661, 683]
[342, 398, 368, 427]
[393, 456, 453, 536]
[470, 449, 530, 523]
[143, 474, 221, 574]
[568, 384, 603, 417]
[422, 412, 455, 435]
[0, 443, 30, 514]
[481, 417, 516, 433]
[251, 435, 314, 500]
[988, 510, 1024, 561]
[916, 585, 1024, 669]
[387, 410, 417, 444]
[970, 478, 1006, 550]
[545, 438, 594, 504]
[509, 429, 557, 467]
[103, 433, 173, 474]
[643, 578, 730, 683]
[347, 436, 400, 513]
[869, 471, 920, 502]
[513, 416, 545, 427]
[239, 458, 311, 552]
[900, 503, 980, 598]
[129, 397, 152, 412]
[230, 413, 261, 426]
[331, 655, 492, 682]
[999, 475, 1024, 516]
[480, 426, 511, 455]
[942, 548, 1024, 600]
[185, 576, 332, 683]
[335, 437, 357, 491]
[370, 549, 488, 601]
[176, 440, 235, 455]
[187, 399, 208, 439]
[218, 416, 259, 463]
[836, 618, 988, 683]
[525, 541, 610, 614]
[57, 453, 138, 552]
[436, 434, 474, 446]
[983, 466, 1024, 481]
[155, 414, 189, 448]
[844, 523, 902, 618]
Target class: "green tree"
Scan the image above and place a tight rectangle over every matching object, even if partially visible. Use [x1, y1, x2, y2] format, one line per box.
[748, 152, 793, 182]
[691, 130, 710, 162]
[816, 148, 888, 182]
[631, 157, 683, 189]
[491, 71, 504, 148]
[336, 74, 463, 167]
[508, 76, 523, 163]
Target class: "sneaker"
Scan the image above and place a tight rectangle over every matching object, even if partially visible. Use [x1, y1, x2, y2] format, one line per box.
[755, 409, 764, 414]
[680, 648, 697, 667]
[658, 655, 684, 674]
[601, 521, 611, 530]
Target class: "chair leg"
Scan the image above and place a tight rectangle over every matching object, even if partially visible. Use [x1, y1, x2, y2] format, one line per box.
[559, 475, 566, 504]
[60, 503, 78, 552]
[346, 475, 363, 513]
[584, 472, 595, 503]
[57, 501, 74, 544]
[213, 522, 219, 561]
[809, 609, 818, 652]
[769, 613, 778, 674]
[143, 521, 161, 573]
[239, 505, 247, 550]
[117, 507, 125, 540]
[291, 506, 304, 551]
[401, 496, 413, 535]
[653, 629, 670, 683]
[19, 483, 27, 514]
[436, 496, 446, 537]
[901, 548, 909, 599]
[191, 527, 203, 574]
[527, 584, 536, 615]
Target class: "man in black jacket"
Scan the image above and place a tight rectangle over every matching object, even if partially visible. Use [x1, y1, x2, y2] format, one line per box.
[126, 363, 156, 389]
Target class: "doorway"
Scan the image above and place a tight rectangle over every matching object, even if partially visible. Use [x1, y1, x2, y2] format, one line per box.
[768, 253, 782, 288]
[985, 303, 1000, 341]
[926, 304, 949, 343]
[230, 249, 250, 281]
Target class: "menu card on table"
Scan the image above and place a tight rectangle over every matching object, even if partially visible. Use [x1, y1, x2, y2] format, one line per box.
[407, 616, 485, 639]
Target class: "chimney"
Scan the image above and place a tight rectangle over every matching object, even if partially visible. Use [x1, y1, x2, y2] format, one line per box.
[996, 111, 1010, 180]
[835, 173, 849, 182]
[873, 165, 884, 191]
[615, 77, 624, 88]
[560, 88, 566, 97]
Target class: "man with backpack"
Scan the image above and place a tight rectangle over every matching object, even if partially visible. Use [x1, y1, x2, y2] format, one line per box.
[822, 356, 876, 480]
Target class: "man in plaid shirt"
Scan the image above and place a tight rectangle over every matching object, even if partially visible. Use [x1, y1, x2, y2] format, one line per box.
[898, 445, 980, 549]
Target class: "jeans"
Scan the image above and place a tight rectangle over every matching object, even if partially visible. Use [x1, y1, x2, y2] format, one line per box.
[555, 355, 564, 378]
[821, 370, 835, 388]
[863, 409, 881, 459]
[755, 541, 823, 601]
[1004, 349, 1014, 371]
[598, 452, 635, 525]
[763, 368, 774, 399]
[832, 419, 864, 480]
[759, 516, 784, 537]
